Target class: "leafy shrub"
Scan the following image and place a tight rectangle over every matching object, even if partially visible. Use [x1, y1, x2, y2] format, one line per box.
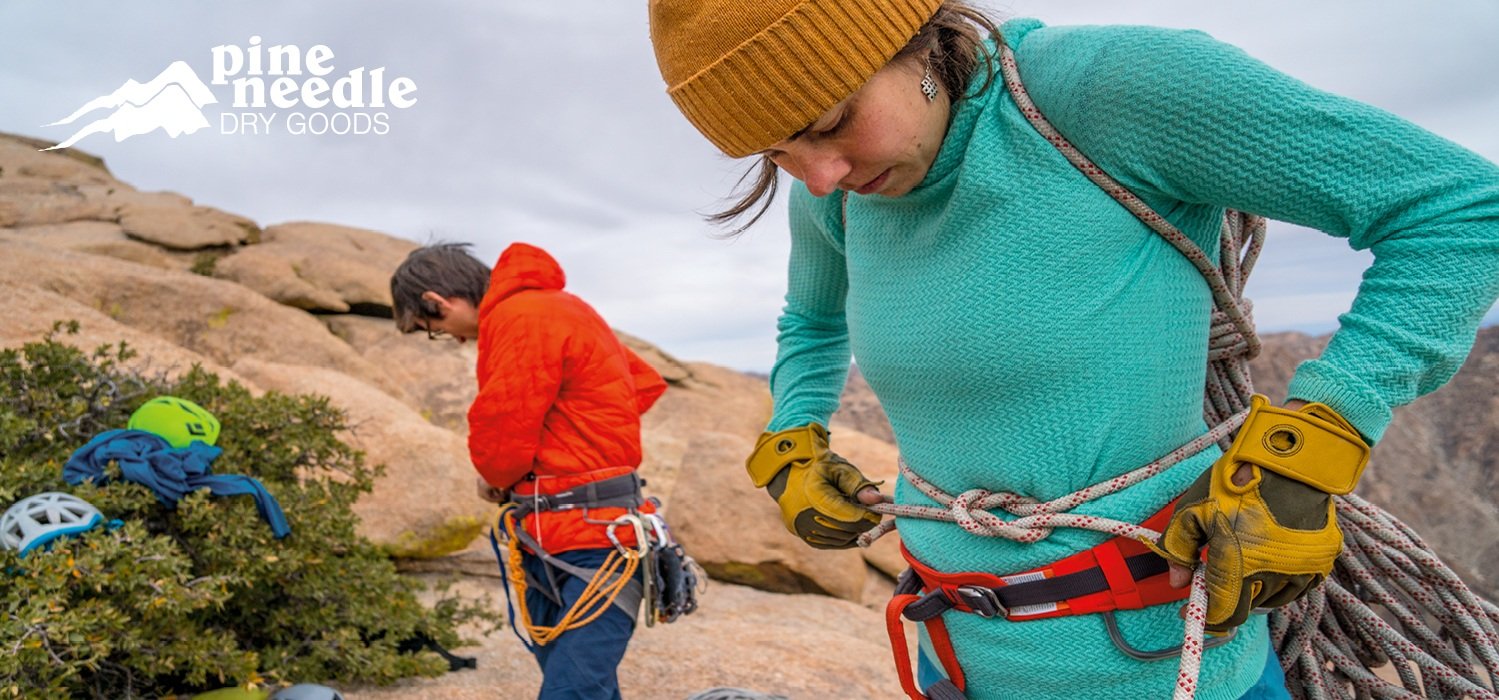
[1, 323, 496, 699]
[190, 252, 221, 277]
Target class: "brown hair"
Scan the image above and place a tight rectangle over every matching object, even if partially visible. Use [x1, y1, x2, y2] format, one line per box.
[389, 242, 491, 334]
[708, 0, 1002, 236]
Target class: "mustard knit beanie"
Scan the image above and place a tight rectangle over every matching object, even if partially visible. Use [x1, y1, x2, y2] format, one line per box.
[649, 0, 944, 158]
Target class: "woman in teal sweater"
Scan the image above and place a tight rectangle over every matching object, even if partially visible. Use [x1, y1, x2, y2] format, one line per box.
[648, 1, 1499, 699]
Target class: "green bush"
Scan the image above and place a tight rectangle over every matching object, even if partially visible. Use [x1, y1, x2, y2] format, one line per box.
[1, 323, 497, 699]
[190, 252, 221, 277]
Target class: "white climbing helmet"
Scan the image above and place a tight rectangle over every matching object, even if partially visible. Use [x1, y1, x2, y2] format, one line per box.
[0, 492, 105, 557]
[271, 684, 345, 700]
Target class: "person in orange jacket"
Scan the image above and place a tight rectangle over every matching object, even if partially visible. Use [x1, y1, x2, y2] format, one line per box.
[391, 241, 666, 700]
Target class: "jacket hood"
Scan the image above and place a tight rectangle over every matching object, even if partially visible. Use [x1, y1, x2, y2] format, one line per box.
[489, 242, 566, 301]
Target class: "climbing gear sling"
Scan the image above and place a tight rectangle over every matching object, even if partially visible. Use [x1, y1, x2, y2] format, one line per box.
[488, 472, 701, 648]
[857, 38, 1499, 700]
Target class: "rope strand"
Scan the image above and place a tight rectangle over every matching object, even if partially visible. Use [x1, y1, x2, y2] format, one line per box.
[492, 504, 641, 647]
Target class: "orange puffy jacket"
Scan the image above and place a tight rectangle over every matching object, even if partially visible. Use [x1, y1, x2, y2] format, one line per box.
[468, 243, 666, 554]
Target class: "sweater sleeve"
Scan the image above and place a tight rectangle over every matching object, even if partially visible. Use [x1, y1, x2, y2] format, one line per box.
[766, 183, 853, 431]
[1015, 23, 1499, 442]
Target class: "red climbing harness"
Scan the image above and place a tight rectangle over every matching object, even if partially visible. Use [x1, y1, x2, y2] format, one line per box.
[885, 503, 1194, 700]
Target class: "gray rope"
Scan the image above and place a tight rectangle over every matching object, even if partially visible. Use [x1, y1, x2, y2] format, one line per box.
[684, 688, 791, 700]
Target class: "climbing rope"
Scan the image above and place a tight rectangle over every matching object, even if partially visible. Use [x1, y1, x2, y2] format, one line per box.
[492, 503, 643, 647]
[683, 689, 791, 700]
[856, 39, 1499, 700]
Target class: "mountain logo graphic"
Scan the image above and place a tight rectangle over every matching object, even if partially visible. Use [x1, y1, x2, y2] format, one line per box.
[43, 61, 218, 151]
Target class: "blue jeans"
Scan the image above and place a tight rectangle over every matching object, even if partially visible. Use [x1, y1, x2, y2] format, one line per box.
[916, 640, 1290, 698]
[520, 548, 637, 700]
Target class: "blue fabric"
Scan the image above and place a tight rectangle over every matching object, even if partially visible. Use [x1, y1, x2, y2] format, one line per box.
[63, 429, 291, 538]
[917, 640, 945, 694]
[520, 547, 636, 700]
[1238, 646, 1291, 700]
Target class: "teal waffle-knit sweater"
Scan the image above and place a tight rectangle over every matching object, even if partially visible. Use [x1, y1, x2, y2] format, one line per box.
[767, 19, 1499, 700]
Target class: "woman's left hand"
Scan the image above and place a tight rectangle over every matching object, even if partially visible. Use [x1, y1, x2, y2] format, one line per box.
[1158, 396, 1369, 633]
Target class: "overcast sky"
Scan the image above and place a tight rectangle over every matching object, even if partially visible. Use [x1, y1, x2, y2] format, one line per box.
[2, 1, 1496, 371]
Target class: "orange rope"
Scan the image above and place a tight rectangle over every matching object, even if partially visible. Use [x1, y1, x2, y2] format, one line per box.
[493, 503, 641, 647]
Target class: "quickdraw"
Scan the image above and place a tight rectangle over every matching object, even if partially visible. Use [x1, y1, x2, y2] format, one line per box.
[643, 512, 703, 626]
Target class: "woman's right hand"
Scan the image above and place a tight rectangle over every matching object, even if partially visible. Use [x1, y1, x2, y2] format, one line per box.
[476, 476, 508, 504]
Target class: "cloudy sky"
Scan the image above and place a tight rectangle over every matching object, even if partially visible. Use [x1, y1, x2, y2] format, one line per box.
[2, 1, 1496, 371]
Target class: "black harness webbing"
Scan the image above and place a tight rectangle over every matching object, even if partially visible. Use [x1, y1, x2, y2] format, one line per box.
[508, 472, 646, 518]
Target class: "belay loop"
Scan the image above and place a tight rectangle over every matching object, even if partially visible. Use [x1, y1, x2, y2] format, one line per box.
[858, 38, 1499, 700]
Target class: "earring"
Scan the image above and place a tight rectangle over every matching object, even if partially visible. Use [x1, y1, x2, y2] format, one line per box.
[920, 64, 939, 103]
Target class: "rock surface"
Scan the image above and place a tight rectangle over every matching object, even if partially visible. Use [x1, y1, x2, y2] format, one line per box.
[119, 200, 258, 250]
[214, 222, 418, 313]
[230, 358, 489, 557]
[0, 239, 406, 402]
[0, 280, 251, 388]
[324, 315, 479, 434]
[0, 220, 181, 270]
[345, 574, 905, 700]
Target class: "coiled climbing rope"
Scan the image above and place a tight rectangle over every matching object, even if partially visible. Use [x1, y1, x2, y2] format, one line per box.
[492, 503, 642, 647]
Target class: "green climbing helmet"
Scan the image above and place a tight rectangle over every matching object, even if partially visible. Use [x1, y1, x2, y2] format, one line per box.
[128, 396, 221, 448]
[189, 687, 268, 700]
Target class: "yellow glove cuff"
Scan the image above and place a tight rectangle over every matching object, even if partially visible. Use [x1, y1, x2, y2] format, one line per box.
[1226, 395, 1370, 495]
[746, 423, 826, 488]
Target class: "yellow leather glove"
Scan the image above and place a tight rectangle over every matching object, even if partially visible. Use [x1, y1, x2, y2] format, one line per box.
[746, 423, 882, 549]
[1158, 395, 1370, 632]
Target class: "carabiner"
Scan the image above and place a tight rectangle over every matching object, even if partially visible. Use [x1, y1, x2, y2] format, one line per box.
[644, 513, 672, 547]
[606, 514, 651, 558]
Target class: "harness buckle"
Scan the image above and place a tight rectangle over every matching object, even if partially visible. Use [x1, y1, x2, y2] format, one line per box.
[956, 585, 1007, 619]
